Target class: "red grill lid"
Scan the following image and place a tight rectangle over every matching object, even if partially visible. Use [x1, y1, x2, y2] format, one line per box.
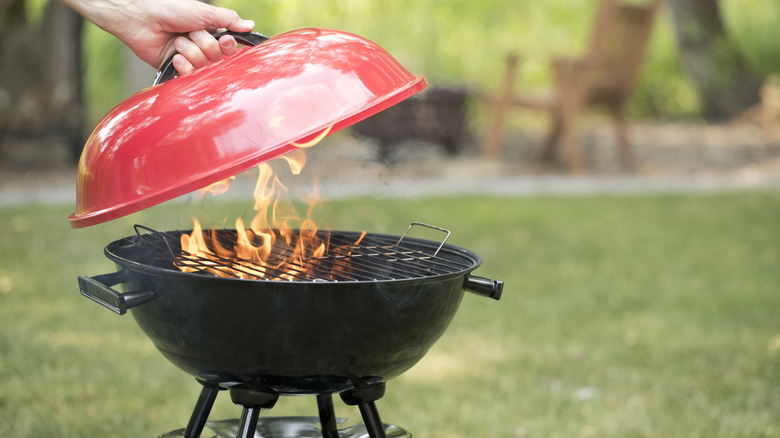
[69, 28, 426, 228]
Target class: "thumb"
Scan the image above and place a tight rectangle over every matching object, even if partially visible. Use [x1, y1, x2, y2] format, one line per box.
[201, 5, 255, 32]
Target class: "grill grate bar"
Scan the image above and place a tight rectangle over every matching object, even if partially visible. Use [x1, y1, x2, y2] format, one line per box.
[176, 253, 342, 282]
[315, 248, 467, 278]
[297, 232, 473, 280]
[132, 228, 474, 282]
[176, 245, 466, 282]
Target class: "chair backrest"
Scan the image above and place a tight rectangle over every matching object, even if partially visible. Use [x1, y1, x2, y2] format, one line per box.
[587, 0, 661, 104]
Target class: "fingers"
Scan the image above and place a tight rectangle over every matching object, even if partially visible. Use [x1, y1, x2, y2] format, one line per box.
[164, 3, 256, 76]
[202, 6, 255, 33]
[174, 35, 208, 72]
[218, 34, 239, 57]
[171, 53, 195, 76]
[173, 31, 241, 76]
[228, 19, 255, 33]
[190, 30, 223, 62]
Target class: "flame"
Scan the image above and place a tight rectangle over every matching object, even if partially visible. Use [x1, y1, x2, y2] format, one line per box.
[180, 218, 211, 266]
[279, 148, 306, 175]
[177, 130, 363, 281]
[291, 125, 333, 148]
[200, 176, 235, 199]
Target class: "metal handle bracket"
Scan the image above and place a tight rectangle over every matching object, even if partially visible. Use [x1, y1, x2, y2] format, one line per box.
[78, 270, 155, 315]
[463, 275, 503, 300]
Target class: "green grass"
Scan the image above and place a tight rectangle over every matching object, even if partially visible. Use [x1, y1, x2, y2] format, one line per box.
[1, 191, 780, 437]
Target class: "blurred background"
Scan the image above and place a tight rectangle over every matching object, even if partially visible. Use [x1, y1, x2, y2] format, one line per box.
[1, 1, 780, 437]
[1, 0, 779, 175]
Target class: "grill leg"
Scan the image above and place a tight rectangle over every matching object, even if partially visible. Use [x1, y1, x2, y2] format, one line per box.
[357, 401, 386, 438]
[316, 393, 340, 438]
[340, 382, 387, 438]
[229, 387, 279, 438]
[184, 381, 223, 438]
[236, 406, 261, 438]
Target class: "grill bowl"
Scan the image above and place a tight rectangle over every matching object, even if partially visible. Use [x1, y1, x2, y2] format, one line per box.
[86, 230, 484, 394]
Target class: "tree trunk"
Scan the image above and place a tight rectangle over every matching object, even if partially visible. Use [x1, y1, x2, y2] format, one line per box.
[667, 0, 761, 120]
[0, 0, 84, 167]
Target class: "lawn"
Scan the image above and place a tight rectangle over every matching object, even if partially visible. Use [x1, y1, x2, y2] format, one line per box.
[1, 191, 779, 437]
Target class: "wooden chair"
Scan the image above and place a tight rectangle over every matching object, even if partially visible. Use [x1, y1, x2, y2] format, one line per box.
[483, 0, 661, 173]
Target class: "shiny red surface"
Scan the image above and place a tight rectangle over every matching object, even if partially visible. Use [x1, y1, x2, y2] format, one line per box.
[70, 28, 426, 228]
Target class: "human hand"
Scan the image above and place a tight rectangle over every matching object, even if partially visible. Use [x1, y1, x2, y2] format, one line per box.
[62, 0, 255, 75]
[169, 28, 256, 76]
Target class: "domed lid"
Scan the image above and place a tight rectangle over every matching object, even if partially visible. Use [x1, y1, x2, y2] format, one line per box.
[69, 28, 426, 228]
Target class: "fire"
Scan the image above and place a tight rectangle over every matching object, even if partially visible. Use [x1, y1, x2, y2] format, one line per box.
[291, 124, 333, 148]
[177, 132, 359, 281]
[200, 176, 235, 199]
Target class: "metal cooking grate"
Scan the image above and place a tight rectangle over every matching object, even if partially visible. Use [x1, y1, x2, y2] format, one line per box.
[131, 223, 476, 282]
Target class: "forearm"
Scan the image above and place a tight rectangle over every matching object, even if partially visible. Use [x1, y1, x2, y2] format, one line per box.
[60, 0, 147, 41]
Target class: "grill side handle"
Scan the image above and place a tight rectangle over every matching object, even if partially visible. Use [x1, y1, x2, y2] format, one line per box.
[463, 275, 503, 300]
[78, 270, 155, 315]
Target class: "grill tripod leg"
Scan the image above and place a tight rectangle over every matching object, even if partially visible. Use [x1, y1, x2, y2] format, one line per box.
[236, 406, 261, 438]
[316, 393, 340, 438]
[358, 400, 386, 438]
[184, 381, 223, 438]
[229, 387, 279, 438]
[340, 382, 388, 438]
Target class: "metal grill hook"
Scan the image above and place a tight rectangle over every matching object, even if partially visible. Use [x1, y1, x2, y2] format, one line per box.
[396, 222, 450, 258]
[134, 224, 178, 261]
